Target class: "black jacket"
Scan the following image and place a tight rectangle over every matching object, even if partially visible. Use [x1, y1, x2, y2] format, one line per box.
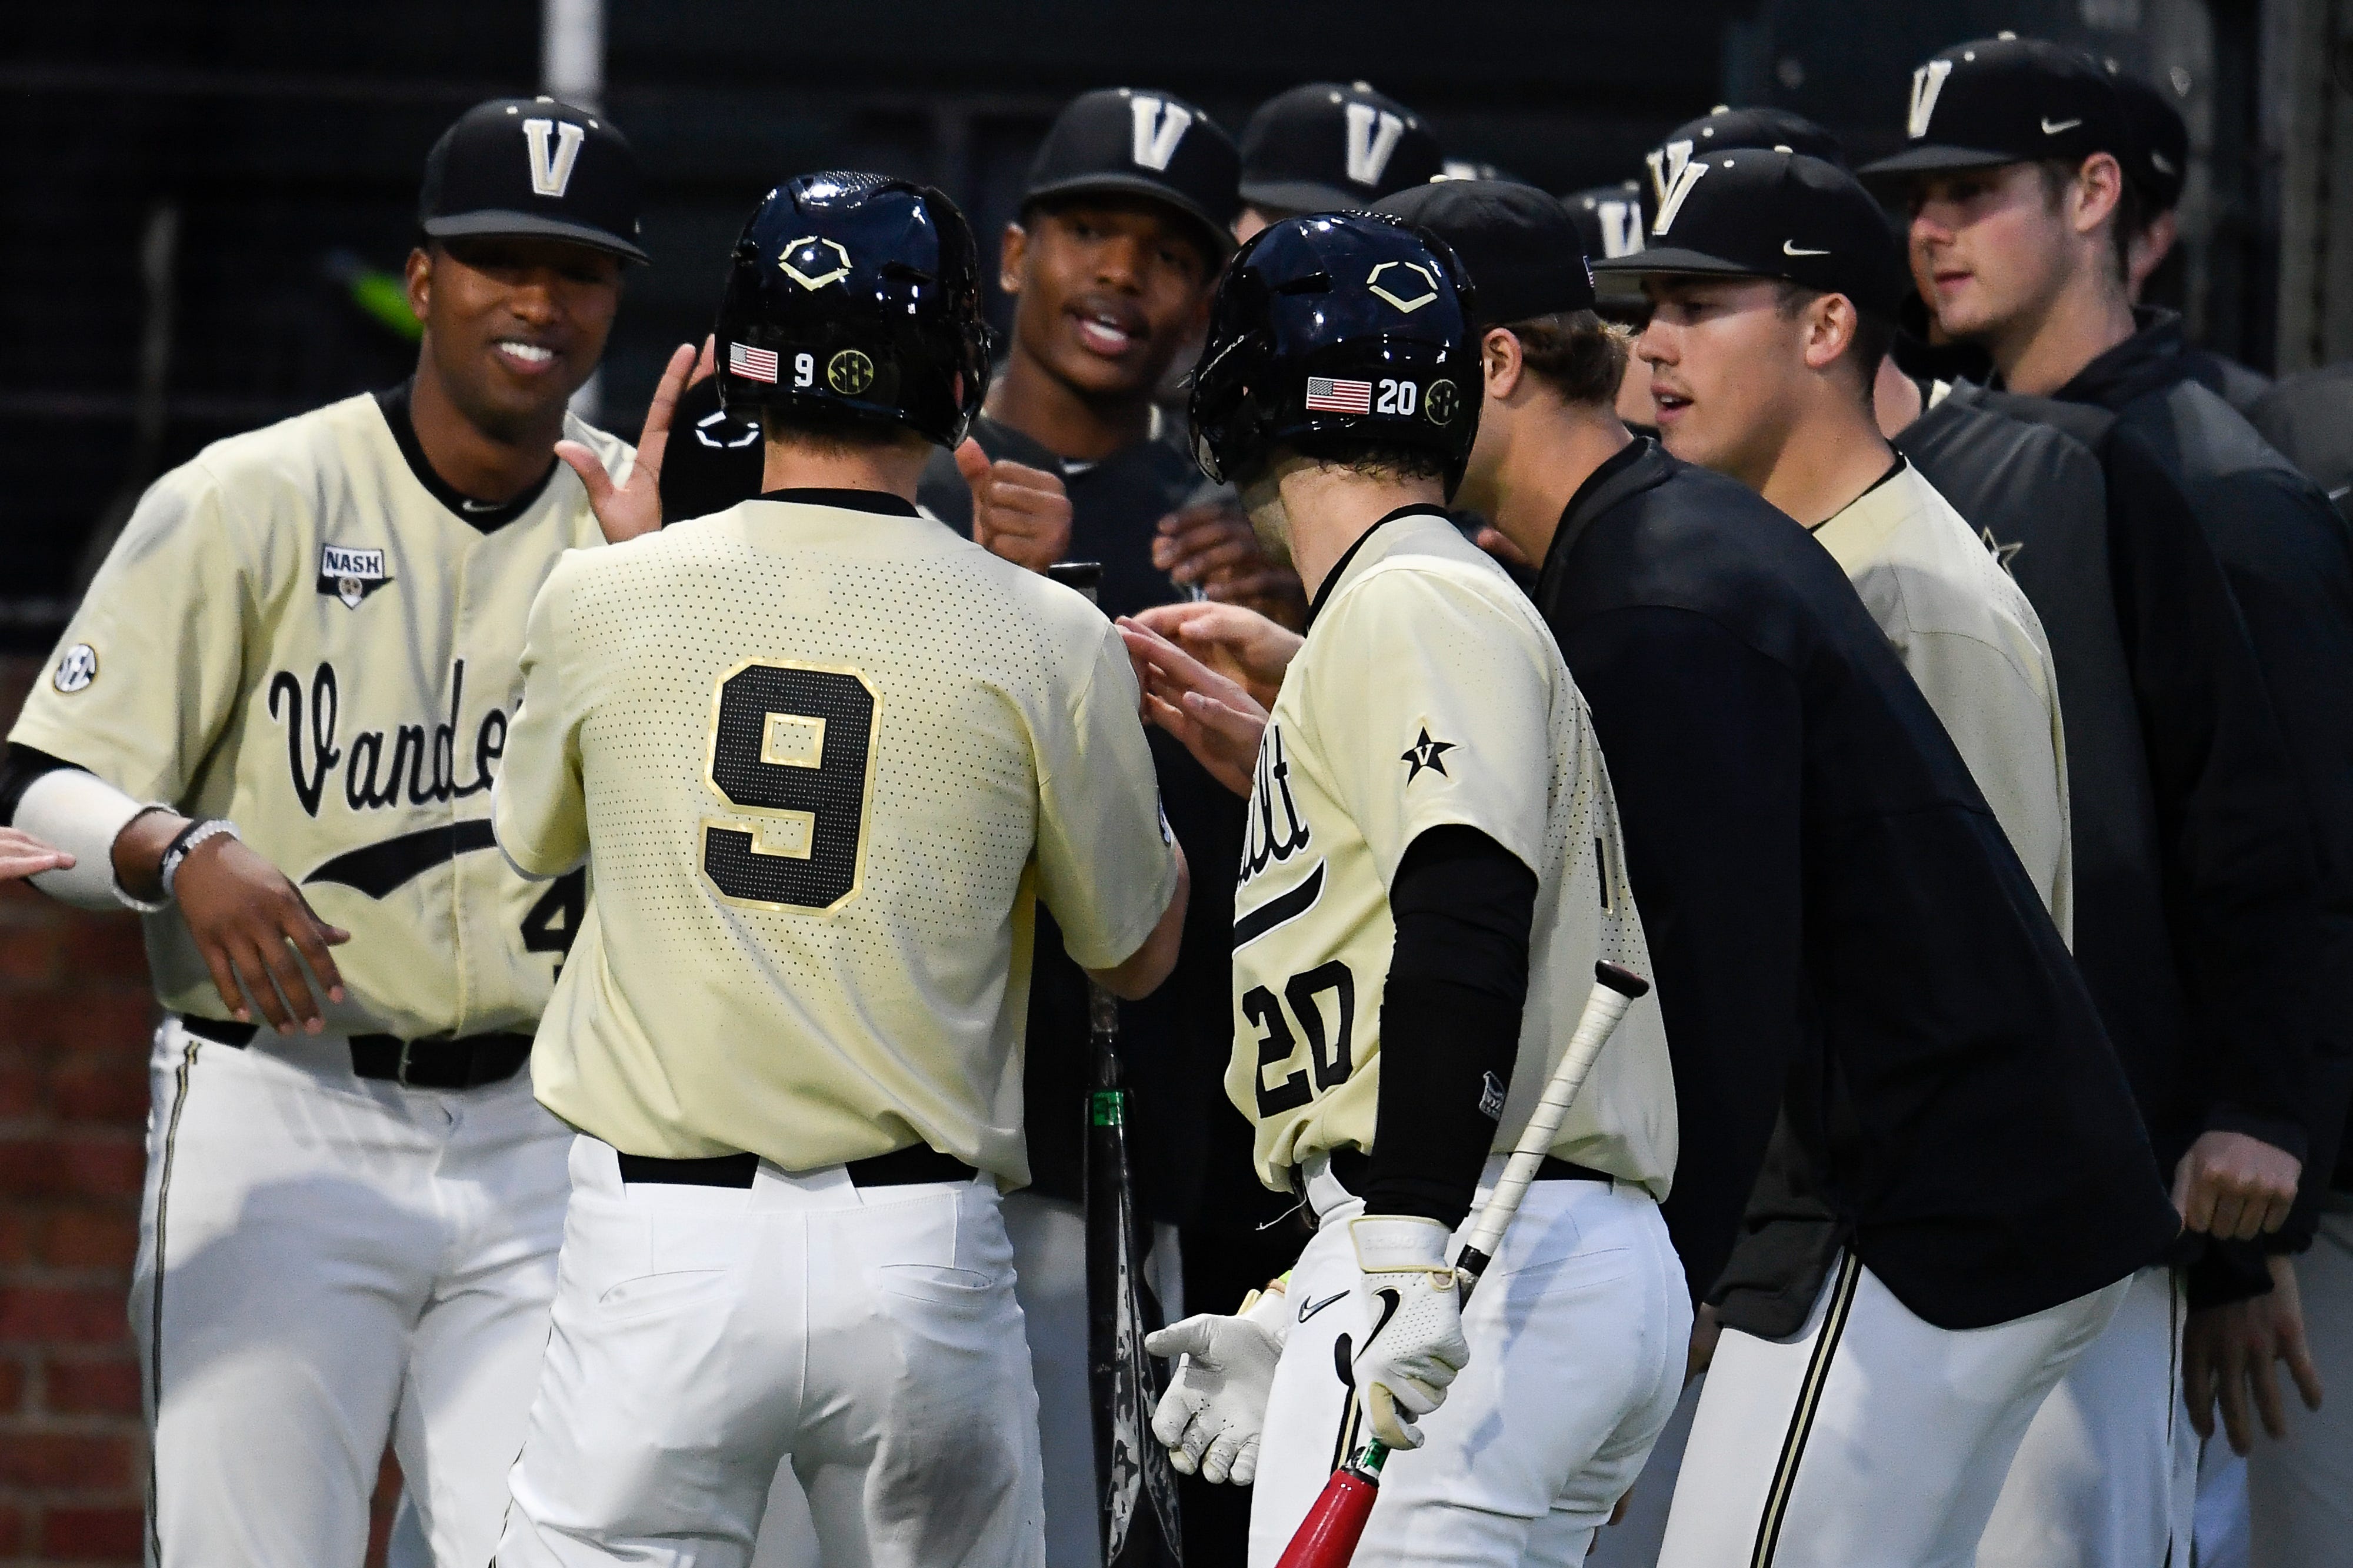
[918, 416, 1245, 1226]
[2054, 313, 2353, 1237]
[1532, 438, 2178, 1330]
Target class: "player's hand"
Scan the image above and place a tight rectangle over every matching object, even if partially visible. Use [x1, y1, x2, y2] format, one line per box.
[1348, 1215, 1471, 1450]
[558, 339, 704, 546]
[1152, 500, 1308, 629]
[1116, 620, 1267, 798]
[172, 835, 351, 1035]
[955, 439, 1071, 574]
[1146, 1286, 1289, 1484]
[1686, 1302, 1723, 1384]
[2172, 1129, 2302, 1239]
[2183, 1254, 2324, 1453]
[0, 828, 72, 883]
[1126, 600, 1302, 712]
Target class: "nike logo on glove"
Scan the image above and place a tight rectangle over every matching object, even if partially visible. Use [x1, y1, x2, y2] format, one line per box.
[1298, 1290, 1349, 1324]
[1365, 1287, 1403, 1347]
[1783, 240, 1831, 256]
[2042, 116, 2083, 135]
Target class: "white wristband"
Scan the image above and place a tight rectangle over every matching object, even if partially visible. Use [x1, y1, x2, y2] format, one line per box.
[160, 819, 240, 899]
[14, 768, 171, 913]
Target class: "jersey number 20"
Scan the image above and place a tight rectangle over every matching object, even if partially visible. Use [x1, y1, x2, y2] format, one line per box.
[702, 660, 878, 912]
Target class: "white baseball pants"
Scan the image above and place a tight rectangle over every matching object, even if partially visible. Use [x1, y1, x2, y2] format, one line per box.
[1974, 1263, 2194, 1568]
[131, 1015, 570, 1567]
[496, 1136, 1045, 1568]
[1249, 1155, 1690, 1568]
[1657, 1251, 2129, 1568]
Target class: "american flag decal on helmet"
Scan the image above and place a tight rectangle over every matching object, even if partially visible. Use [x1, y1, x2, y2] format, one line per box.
[729, 342, 779, 383]
[1304, 376, 1374, 414]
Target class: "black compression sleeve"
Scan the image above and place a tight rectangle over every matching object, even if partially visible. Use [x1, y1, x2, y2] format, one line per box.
[1360, 825, 1538, 1225]
[0, 744, 74, 827]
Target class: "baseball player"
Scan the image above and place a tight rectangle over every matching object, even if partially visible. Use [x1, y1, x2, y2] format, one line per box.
[1864, 36, 2353, 1561]
[1231, 81, 1445, 243]
[0, 97, 654, 1566]
[1131, 211, 1689, 1568]
[1348, 176, 2178, 1568]
[489, 171, 1189, 1567]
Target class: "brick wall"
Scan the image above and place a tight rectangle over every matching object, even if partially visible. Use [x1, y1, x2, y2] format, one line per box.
[0, 659, 399, 1565]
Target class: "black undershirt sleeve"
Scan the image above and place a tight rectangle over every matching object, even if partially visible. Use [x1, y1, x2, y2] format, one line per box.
[0, 743, 75, 827]
[1359, 824, 1538, 1225]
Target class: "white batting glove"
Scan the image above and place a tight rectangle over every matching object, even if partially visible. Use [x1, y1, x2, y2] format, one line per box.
[1348, 1215, 1470, 1450]
[1145, 1285, 1289, 1484]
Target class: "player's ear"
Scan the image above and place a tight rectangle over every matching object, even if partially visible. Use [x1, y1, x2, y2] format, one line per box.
[1802, 293, 1858, 375]
[404, 245, 434, 325]
[2073, 152, 2126, 243]
[1482, 326, 1523, 400]
[999, 221, 1028, 298]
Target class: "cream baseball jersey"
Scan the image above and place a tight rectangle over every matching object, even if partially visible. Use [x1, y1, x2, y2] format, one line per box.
[9, 393, 632, 1037]
[1227, 511, 1675, 1196]
[493, 494, 1179, 1185]
[1812, 460, 2074, 938]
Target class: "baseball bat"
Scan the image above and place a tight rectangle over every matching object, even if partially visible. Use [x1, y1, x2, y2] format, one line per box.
[1272, 960, 1652, 1568]
[1052, 561, 1184, 1567]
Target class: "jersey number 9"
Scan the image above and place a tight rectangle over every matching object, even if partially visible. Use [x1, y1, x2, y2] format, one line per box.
[702, 660, 878, 912]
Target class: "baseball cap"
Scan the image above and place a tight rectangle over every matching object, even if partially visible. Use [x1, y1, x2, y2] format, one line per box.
[1238, 82, 1446, 214]
[1022, 88, 1240, 255]
[419, 96, 647, 263]
[1562, 180, 1648, 262]
[1375, 179, 1595, 328]
[1857, 35, 2128, 181]
[1646, 105, 1846, 213]
[2107, 63, 2189, 209]
[1590, 149, 1911, 316]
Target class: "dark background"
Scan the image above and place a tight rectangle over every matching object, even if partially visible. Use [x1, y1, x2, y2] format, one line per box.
[0, 0, 2278, 653]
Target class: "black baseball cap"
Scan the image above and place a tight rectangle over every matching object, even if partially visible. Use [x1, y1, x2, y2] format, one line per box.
[1857, 35, 2128, 182]
[1023, 88, 1239, 256]
[1591, 149, 1911, 316]
[1562, 180, 1648, 262]
[1648, 106, 1846, 201]
[2107, 63, 2189, 209]
[419, 96, 647, 263]
[1375, 179, 1594, 328]
[1238, 82, 1445, 214]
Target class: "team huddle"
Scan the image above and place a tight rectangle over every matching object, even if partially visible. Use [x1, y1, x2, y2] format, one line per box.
[1, 26, 2348, 1568]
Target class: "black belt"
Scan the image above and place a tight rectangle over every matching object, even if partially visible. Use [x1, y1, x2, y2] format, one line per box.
[618, 1144, 979, 1189]
[1321, 1146, 1613, 1196]
[179, 1015, 532, 1090]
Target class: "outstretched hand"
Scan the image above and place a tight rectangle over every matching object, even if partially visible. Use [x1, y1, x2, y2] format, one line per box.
[955, 439, 1071, 573]
[0, 827, 72, 883]
[557, 336, 715, 545]
[1126, 600, 1301, 712]
[1116, 618, 1269, 798]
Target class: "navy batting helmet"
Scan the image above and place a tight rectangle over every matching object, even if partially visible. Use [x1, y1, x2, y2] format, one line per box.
[713, 172, 991, 448]
[1188, 211, 1479, 496]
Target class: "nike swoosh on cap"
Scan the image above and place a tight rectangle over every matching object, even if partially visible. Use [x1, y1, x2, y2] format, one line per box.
[2042, 117, 2083, 134]
[1783, 240, 1831, 256]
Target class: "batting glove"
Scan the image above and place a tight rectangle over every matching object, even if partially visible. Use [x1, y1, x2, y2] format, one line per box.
[1348, 1214, 1470, 1450]
[1145, 1284, 1289, 1484]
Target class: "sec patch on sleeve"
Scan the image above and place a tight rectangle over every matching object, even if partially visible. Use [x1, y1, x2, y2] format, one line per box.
[51, 643, 97, 693]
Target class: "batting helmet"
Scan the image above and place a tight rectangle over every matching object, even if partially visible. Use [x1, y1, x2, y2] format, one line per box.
[713, 172, 991, 448]
[1188, 211, 1479, 496]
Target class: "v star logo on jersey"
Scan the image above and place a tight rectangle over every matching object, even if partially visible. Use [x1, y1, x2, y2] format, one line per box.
[1344, 102, 1408, 186]
[1128, 94, 1193, 172]
[1979, 525, 2025, 574]
[1365, 259, 1439, 313]
[1907, 59, 1955, 138]
[779, 236, 853, 291]
[522, 118, 585, 198]
[1400, 727, 1455, 783]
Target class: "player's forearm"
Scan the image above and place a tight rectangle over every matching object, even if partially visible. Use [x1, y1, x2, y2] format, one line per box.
[1361, 826, 1537, 1226]
[2, 747, 174, 910]
[1086, 842, 1189, 1000]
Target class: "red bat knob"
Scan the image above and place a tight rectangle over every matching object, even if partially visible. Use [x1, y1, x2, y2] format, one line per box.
[1274, 1464, 1380, 1568]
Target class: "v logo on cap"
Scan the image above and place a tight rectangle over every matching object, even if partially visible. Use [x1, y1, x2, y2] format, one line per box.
[1344, 103, 1408, 186]
[1647, 139, 1696, 206]
[522, 118, 585, 198]
[1129, 95, 1194, 172]
[1652, 161, 1709, 235]
[1907, 59, 1955, 139]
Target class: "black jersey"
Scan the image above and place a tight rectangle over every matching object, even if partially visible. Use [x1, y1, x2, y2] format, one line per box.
[918, 415, 1244, 1226]
[1532, 438, 2178, 1330]
[1899, 386, 2321, 1175]
[2054, 313, 2353, 1228]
